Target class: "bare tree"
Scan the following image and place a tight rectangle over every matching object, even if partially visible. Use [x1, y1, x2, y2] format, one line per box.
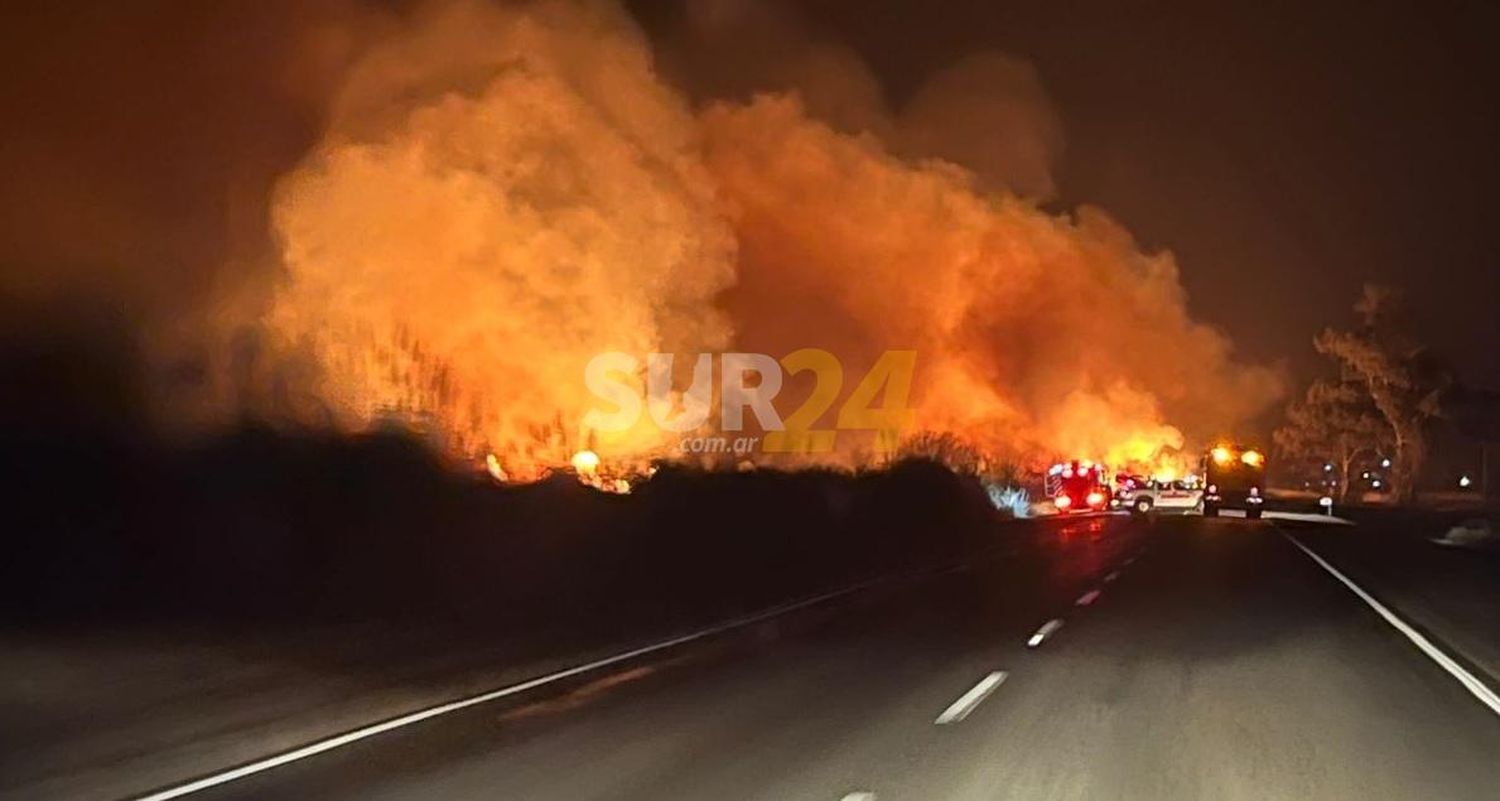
[1312, 285, 1447, 501]
[1273, 379, 1391, 501]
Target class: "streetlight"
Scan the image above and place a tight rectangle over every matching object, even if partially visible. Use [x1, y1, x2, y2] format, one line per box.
[1459, 475, 1473, 489]
[1380, 457, 1391, 468]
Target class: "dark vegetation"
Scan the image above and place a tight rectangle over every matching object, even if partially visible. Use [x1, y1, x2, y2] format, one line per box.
[0, 427, 999, 634]
[0, 322, 1001, 640]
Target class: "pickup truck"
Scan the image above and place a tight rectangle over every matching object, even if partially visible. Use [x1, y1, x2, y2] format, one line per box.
[1122, 480, 1202, 515]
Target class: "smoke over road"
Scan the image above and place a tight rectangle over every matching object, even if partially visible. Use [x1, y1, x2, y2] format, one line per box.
[0, 0, 1281, 476]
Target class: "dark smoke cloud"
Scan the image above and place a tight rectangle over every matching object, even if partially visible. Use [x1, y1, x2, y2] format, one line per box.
[0, 2, 362, 312]
[0, 1, 371, 430]
[644, 0, 1063, 197]
[894, 52, 1063, 199]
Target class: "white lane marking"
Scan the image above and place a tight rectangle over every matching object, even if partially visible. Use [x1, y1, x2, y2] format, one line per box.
[132, 578, 886, 801]
[1075, 589, 1102, 606]
[841, 793, 877, 801]
[1123, 556, 1137, 566]
[1283, 532, 1500, 717]
[934, 670, 1009, 725]
[1103, 570, 1121, 583]
[1027, 618, 1064, 648]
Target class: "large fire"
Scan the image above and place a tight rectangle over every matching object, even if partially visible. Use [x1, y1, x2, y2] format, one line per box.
[223, 0, 1280, 478]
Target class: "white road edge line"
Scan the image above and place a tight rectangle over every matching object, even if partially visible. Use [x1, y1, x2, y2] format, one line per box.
[132, 577, 886, 801]
[1075, 589, 1102, 606]
[1283, 531, 1500, 717]
[1027, 618, 1064, 648]
[935, 671, 1009, 725]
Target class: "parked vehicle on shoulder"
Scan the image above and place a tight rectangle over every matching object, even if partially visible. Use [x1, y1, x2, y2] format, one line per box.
[1123, 479, 1203, 516]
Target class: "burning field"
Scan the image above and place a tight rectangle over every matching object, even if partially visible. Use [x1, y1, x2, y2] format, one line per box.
[1, 0, 1281, 481]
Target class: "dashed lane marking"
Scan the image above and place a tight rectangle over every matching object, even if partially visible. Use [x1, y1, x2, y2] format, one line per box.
[935, 671, 1009, 725]
[1027, 618, 1065, 648]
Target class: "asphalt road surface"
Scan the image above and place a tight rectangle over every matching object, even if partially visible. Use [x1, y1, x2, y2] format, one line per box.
[179, 515, 1500, 801]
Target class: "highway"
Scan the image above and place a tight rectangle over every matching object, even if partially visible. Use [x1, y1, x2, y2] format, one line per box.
[174, 515, 1500, 801]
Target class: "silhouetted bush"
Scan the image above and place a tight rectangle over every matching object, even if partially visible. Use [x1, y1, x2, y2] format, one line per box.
[0, 429, 999, 632]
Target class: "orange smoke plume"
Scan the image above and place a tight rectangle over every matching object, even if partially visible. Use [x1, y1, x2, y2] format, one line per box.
[267, 0, 735, 478]
[703, 94, 1280, 468]
[257, 0, 1280, 477]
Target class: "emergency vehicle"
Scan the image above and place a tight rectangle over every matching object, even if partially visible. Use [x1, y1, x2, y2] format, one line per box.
[1202, 444, 1266, 518]
[1122, 479, 1203, 515]
[1046, 460, 1111, 514]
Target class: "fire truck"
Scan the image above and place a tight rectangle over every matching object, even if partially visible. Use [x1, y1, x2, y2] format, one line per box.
[1046, 460, 1110, 514]
[1202, 443, 1266, 518]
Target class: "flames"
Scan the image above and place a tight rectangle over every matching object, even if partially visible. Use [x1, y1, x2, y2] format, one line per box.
[241, 0, 1282, 477]
[267, 0, 735, 481]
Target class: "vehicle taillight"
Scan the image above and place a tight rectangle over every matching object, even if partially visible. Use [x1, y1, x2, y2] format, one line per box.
[1086, 491, 1105, 507]
[1054, 494, 1072, 509]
